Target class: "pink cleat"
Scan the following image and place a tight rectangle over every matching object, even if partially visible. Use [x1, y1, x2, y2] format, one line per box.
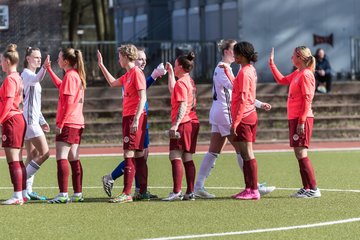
[234, 189, 260, 200]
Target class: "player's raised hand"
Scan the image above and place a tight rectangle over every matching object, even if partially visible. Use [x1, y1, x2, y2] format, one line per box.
[97, 50, 103, 66]
[269, 47, 275, 65]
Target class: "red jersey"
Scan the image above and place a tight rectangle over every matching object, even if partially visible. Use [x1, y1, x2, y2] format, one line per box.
[269, 64, 315, 123]
[118, 66, 146, 117]
[171, 75, 196, 124]
[231, 64, 257, 128]
[0, 72, 23, 124]
[56, 69, 85, 129]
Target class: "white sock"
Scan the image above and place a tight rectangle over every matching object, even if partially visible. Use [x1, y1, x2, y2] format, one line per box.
[26, 175, 35, 193]
[22, 190, 28, 198]
[194, 152, 218, 190]
[237, 153, 244, 173]
[14, 191, 22, 199]
[73, 192, 82, 197]
[26, 160, 40, 179]
[59, 192, 68, 197]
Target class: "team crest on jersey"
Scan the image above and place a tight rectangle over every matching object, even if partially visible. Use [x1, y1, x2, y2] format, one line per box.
[127, 78, 131, 83]
[2, 134, 7, 142]
[123, 136, 129, 143]
[294, 75, 300, 84]
[293, 134, 299, 141]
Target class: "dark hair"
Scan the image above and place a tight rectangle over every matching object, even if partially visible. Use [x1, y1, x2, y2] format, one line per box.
[61, 47, 87, 88]
[24, 47, 41, 68]
[217, 39, 236, 56]
[233, 41, 258, 63]
[177, 52, 195, 73]
[3, 43, 19, 65]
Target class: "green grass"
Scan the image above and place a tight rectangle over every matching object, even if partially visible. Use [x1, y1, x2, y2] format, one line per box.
[0, 150, 360, 239]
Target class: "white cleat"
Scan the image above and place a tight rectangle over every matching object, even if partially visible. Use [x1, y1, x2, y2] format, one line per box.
[1, 197, 24, 205]
[194, 188, 215, 199]
[258, 183, 276, 196]
[304, 188, 321, 198]
[290, 188, 308, 198]
[162, 192, 183, 201]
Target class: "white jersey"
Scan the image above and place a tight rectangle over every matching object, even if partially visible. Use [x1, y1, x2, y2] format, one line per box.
[209, 62, 234, 126]
[21, 68, 47, 126]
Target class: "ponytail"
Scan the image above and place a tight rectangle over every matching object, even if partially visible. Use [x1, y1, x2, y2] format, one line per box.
[75, 49, 87, 89]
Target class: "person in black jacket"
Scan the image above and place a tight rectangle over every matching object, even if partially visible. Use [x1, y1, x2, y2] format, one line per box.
[314, 48, 332, 93]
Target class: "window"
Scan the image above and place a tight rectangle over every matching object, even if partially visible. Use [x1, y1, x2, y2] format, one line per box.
[0, 5, 9, 30]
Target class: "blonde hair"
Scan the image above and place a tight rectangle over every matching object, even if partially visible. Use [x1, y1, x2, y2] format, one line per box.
[295, 46, 316, 72]
[61, 48, 87, 89]
[3, 43, 19, 65]
[217, 39, 236, 56]
[118, 44, 138, 62]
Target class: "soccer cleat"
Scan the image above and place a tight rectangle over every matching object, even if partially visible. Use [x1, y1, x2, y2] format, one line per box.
[70, 195, 84, 202]
[304, 188, 321, 198]
[28, 192, 47, 201]
[183, 192, 196, 201]
[109, 193, 133, 203]
[102, 174, 114, 197]
[48, 195, 70, 204]
[1, 197, 24, 205]
[133, 191, 151, 201]
[194, 188, 215, 199]
[162, 192, 183, 201]
[258, 183, 276, 196]
[233, 188, 260, 200]
[290, 188, 308, 198]
[148, 191, 158, 199]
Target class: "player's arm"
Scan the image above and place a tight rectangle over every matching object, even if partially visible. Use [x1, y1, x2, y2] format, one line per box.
[169, 101, 186, 139]
[0, 97, 14, 123]
[165, 62, 175, 94]
[254, 99, 271, 111]
[130, 89, 147, 134]
[268, 48, 291, 85]
[97, 50, 122, 87]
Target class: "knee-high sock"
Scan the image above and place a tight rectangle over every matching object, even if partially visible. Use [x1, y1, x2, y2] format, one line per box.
[123, 158, 136, 195]
[57, 159, 69, 193]
[8, 161, 23, 192]
[194, 152, 217, 190]
[184, 160, 196, 194]
[111, 160, 126, 180]
[171, 159, 183, 193]
[19, 161, 27, 191]
[70, 160, 83, 194]
[236, 153, 244, 172]
[248, 159, 258, 190]
[298, 157, 317, 189]
[135, 156, 147, 194]
[26, 175, 35, 193]
[26, 160, 40, 179]
[243, 160, 251, 189]
[297, 158, 310, 189]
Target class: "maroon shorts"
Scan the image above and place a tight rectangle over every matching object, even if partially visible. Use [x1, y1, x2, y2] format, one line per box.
[288, 118, 313, 148]
[169, 121, 199, 153]
[233, 120, 258, 143]
[1, 114, 26, 148]
[56, 126, 84, 144]
[122, 114, 147, 151]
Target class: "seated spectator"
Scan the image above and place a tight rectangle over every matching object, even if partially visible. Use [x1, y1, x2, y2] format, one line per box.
[314, 48, 332, 93]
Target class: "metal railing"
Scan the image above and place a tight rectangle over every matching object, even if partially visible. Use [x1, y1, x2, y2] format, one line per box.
[61, 40, 219, 85]
[351, 37, 360, 80]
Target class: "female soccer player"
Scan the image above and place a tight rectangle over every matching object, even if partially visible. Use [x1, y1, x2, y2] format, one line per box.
[101, 47, 166, 200]
[45, 48, 86, 203]
[192, 39, 275, 199]
[21, 47, 50, 201]
[0, 44, 27, 205]
[230, 41, 260, 200]
[98, 44, 148, 203]
[162, 52, 199, 201]
[269, 46, 321, 198]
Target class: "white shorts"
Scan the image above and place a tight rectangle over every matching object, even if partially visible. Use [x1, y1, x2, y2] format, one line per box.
[25, 124, 45, 140]
[211, 124, 231, 137]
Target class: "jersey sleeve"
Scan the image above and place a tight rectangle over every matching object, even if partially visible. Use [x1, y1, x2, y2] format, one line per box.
[62, 75, 78, 96]
[3, 77, 17, 98]
[173, 81, 187, 102]
[134, 70, 146, 91]
[217, 66, 234, 90]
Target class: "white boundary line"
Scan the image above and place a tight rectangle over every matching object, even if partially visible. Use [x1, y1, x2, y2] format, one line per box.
[0, 186, 359, 193]
[142, 217, 360, 240]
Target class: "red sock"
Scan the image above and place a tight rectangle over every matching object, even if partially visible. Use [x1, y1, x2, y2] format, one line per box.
[171, 159, 183, 193]
[70, 160, 83, 193]
[57, 159, 69, 193]
[8, 161, 23, 192]
[299, 157, 317, 189]
[19, 161, 27, 191]
[297, 159, 310, 189]
[123, 158, 136, 195]
[135, 156, 147, 194]
[248, 159, 258, 190]
[183, 160, 196, 194]
[243, 160, 251, 189]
